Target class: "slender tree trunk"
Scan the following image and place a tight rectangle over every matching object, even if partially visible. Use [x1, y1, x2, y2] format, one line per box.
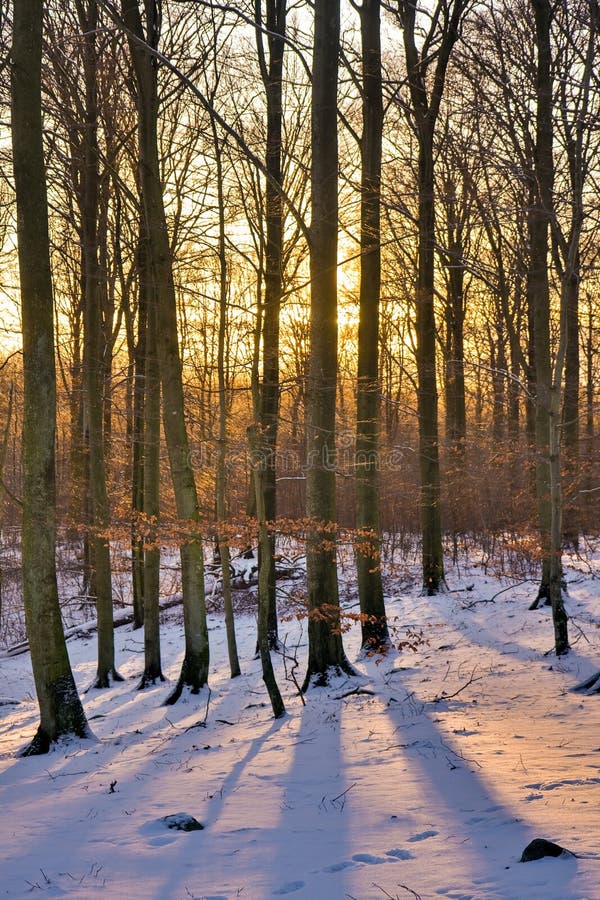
[525, 188, 539, 500]
[415, 126, 444, 593]
[528, 0, 568, 654]
[256, 0, 287, 650]
[562, 267, 580, 549]
[557, 0, 596, 548]
[131, 235, 147, 630]
[68, 310, 94, 598]
[78, 0, 122, 688]
[122, 0, 209, 701]
[507, 323, 521, 444]
[138, 269, 163, 687]
[356, 0, 388, 650]
[212, 115, 240, 680]
[399, 0, 466, 593]
[248, 425, 285, 717]
[584, 303, 595, 524]
[67, 309, 85, 537]
[491, 330, 507, 443]
[0, 382, 14, 626]
[529, 0, 554, 606]
[303, 0, 353, 687]
[11, 0, 89, 753]
[442, 178, 467, 455]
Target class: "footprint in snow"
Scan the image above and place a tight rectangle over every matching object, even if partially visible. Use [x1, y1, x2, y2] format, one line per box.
[386, 848, 414, 860]
[436, 891, 474, 900]
[324, 849, 413, 873]
[352, 853, 388, 864]
[407, 829, 439, 842]
[323, 860, 356, 873]
[273, 881, 305, 895]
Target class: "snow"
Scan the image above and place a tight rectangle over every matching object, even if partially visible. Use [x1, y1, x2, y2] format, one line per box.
[2, 551, 600, 899]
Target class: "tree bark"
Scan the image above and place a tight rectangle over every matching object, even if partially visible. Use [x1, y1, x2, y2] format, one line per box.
[212, 109, 240, 680]
[356, 0, 388, 650]
[556, 0, 598, 548]
[248, 425, 285, 717]
[528, 0, 569, 654]
[122, 0, 209, 700]
[137, 228, 163, 688]
[442, 175, 467, 454]
[255, 0, 287, 650]
[131, 234, 148, 631]
[304, 0, 353, 687]
[399, 0, 467, 592]
[0, 382, 14, 627]
[11, 0, 89, 753]
[77, 0, 122, 688]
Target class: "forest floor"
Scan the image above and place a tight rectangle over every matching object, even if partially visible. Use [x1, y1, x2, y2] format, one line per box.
[2, 542, 600, 899]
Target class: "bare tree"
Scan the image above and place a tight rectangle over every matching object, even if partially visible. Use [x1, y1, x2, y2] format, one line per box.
[121, 0, 210, 701]
[552, 0, 600, 548]
[76, 0, 123, 688]
[137, 224, 164, 688]
[396, 0, 470, 593]
[527, 0, 568, 653]
[304, 0, 354, 687]
[255, 0, 287, 650]
[355, 0, 389, 649]
[11, 0, 89, 753]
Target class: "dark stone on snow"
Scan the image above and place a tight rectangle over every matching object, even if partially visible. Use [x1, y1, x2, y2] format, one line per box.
[163, 813, 204, 832]
[520, 838, 573, 862]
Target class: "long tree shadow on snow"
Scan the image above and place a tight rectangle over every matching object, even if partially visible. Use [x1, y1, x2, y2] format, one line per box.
[378, 673, 581, 899]
[262, 691, 352, 898]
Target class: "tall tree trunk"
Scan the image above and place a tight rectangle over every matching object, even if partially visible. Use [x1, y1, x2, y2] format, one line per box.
[212, 113, 240, 680]
[442, 177, 467, 455]
[0, 382, 14, 627]
[556, 0, 597, 549]
[122, 0, 209, 701]
[507, 319, 521, 444]
[415, 128, 444, 593]
[11, 0, 89, 753]
[67, 307, 85, 537]
[583, 302, 595, 524]
[561, 267, 580, 548]
[78, 0, 122, 688]
[131, 234, 148, 630]
[248, 425, 285, 717]
[528, 0, 568, 654]
[255, 0, 287, 650]
[138, 266, 164, 687]
[303, 0, 353, 687]
[356, 0, 388, 650]
[399, 0, 467, 593]
[529, 0, 554, 605]
[67, 309, 94, 597]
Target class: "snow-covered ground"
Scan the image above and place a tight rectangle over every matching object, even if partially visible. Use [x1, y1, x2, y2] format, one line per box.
[2, 548, 600, 899]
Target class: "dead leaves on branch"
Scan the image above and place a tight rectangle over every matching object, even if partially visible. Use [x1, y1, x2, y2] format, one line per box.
[72, 511, 387, 562]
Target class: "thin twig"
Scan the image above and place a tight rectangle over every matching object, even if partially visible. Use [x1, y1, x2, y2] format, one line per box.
[184, 688, 212, 731]
[431, 668, 482, 703]
[331, 782, 357, 804]
[333, 687, 376, 700]
[460, 579, 531, 609]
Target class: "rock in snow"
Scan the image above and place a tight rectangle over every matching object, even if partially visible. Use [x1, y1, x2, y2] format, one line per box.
[520, 838, 574, 862]
[163, 813, 204, 832]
